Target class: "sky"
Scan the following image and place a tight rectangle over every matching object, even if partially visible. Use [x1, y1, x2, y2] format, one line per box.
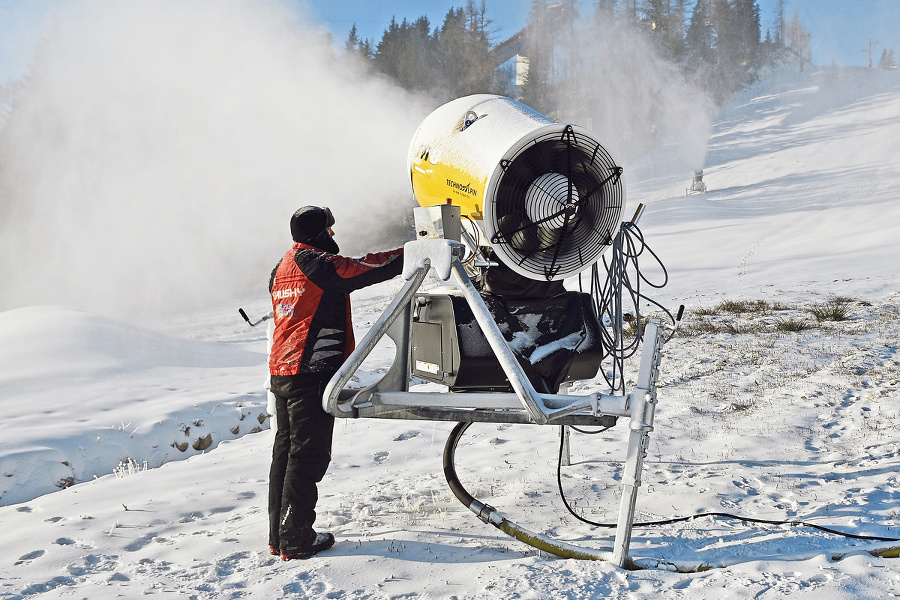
[2, 1, 900, 84]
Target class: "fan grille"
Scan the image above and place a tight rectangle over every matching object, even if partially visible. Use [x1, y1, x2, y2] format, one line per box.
[488, 126, 624, 281]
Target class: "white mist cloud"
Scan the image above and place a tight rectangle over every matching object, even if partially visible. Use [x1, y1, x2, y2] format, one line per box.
[557, 17, 715, 179]
[0, 0, 427, 319]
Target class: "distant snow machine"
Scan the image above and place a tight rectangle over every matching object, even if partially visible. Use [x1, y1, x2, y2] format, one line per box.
[686, 169, 707, 195]
[322, 95, 674, 568]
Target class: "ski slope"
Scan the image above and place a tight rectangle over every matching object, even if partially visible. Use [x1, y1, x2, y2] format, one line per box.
[2, 66, 900, 598]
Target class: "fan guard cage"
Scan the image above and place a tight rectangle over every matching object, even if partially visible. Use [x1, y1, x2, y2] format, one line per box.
[484, 125, 624, 281]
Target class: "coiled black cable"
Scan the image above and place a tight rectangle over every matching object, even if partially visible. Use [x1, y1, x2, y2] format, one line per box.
[581, 221, 675, 393]
[565, 220, 899, 545]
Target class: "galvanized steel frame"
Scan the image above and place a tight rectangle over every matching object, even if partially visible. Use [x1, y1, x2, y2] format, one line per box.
[322, 239, 665, 567]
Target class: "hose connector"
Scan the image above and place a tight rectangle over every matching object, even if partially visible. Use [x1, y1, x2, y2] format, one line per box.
[469, 500, 503, 527]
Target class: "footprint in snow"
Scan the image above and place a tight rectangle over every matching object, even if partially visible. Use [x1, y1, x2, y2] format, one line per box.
[672, 578, 692, 590]
[373, 451, 389, 464]
[393, 431, 420, 441]
[731, 477, 759, 495]
[16, 550, 45, 565]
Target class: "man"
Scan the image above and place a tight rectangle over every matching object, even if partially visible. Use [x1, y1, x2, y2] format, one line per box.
[268, 206, 404, 560]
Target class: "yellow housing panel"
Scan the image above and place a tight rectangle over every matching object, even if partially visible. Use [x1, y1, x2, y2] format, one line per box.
[409, 152, 486, 219]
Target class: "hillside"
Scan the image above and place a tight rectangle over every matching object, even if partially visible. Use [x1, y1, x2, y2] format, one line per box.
[1, 66, 900, 599]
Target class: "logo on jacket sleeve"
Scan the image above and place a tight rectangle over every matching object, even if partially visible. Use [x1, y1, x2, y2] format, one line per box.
[272, 287, 305, 300]
[273, 286, 304, 318]
[276, 302, 296, 317]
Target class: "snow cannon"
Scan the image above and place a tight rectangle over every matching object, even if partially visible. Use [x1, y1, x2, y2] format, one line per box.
[324, 95, 671, 568]
[408, 94, 624, 282]
[400, 96, 628, 394]
[324, 93, 654, 422]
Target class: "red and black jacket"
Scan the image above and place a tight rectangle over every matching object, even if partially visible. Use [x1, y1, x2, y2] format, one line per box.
[268, 243, 403, 377]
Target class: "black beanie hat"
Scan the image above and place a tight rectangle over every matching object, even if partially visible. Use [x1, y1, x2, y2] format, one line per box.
[290, 206, 338, 253]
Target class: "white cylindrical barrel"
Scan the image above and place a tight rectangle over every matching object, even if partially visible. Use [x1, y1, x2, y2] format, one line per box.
[408, 95, 624, 281]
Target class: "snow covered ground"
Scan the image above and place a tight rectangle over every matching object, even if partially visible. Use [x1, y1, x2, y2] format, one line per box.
[3, 65, 900, 598]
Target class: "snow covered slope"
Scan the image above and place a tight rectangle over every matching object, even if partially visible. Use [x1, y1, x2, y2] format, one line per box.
[1, 66, 900, 599]
[640, 67, 900, 304]
[0, 305, 269, 507]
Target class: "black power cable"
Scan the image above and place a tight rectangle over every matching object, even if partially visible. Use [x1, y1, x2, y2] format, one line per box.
[581, 221, 675, 394]
[572, 216, 898, 545]
[556, 429, 900, 543]
[571, 222, 899, 543]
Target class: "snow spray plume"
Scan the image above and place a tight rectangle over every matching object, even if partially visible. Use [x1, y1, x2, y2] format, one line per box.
[0, 0, 428, 320]
[554, 16, 715, 184]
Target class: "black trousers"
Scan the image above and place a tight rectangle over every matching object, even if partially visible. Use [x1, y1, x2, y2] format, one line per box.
[268, 373, 335, 552]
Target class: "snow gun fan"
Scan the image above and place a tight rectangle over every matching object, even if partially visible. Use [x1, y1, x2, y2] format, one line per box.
[408, 95, 625, 283]
[489, 135, 623, 280]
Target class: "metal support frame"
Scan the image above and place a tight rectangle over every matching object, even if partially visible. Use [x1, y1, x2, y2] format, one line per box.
[322, 239, 666, 567]
[560, 425, 571, 467]
[611, 319, 663, 567]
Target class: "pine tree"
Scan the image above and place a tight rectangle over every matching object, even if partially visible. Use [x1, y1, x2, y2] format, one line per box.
[373, 16, 436, 92]
[643, 0, 670, 39]
[374, 17, 402, 81]
[671, 0, 687, 59]
[461, 0, 493, 93]
[784, 11, 810, 70]
[345, 24, 360, 54]
[623, 0, 639, 23]
[642, 0, 686, 58]
[732, 0, 761, 76]
[774, 0, 785, 46]
[685, 0, 715, 68]
[397, 16, 435, 91]
[359, 39, 374, 62]
[520, 0, 553, 113]
[595, 0, 617, 19]
[344, 24, 372, 64]
[434, 5, 492, 97]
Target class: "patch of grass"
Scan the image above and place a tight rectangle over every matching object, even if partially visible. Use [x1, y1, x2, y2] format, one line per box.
[730, 400, 754, 412]
[689, 299, 775, 317]
[723, 322, 750, 335]
[809, 296, 853, 322]
[681, 319, 719, 336]
[775, 317, 811, 332]
[678, 294, 865, 337]
[718, 299, 770, 314]
[681, 318, 753, 336]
